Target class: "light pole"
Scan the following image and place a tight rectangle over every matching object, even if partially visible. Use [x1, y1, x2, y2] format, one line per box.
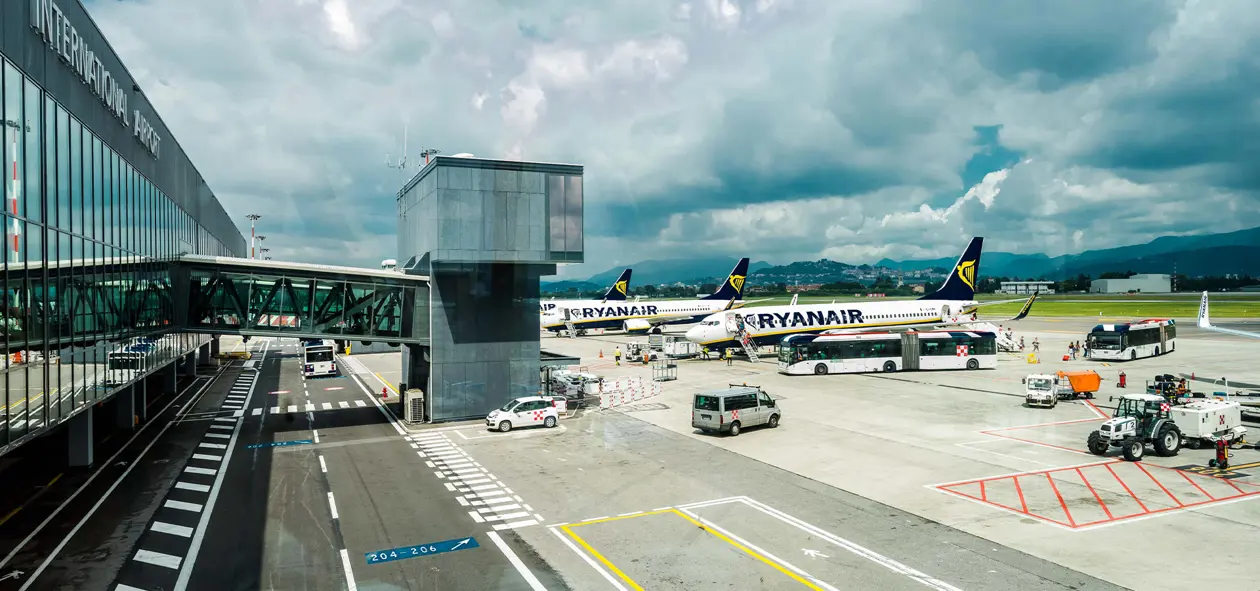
[246, 214, 261, 259]
[259, 248, 270, 259]
[5, 119, 23, 264]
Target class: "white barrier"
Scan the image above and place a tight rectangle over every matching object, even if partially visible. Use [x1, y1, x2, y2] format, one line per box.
[598, 376, 665, 409]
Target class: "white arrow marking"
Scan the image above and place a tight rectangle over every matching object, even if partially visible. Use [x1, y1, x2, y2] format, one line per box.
[802, 549, 829, 559]
[114, 461, 129, 467]
[0, 570, 24, 581]
[451, 538, 471, 551]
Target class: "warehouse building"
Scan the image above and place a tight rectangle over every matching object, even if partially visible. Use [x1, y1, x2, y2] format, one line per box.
[1090, 274, 1171, 294]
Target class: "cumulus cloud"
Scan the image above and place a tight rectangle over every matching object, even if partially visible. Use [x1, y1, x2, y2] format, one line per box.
[84, 0, 1260, 277]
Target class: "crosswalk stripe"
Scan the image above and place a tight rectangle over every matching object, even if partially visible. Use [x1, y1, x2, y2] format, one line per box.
[322, 402, 333, 410]
[479, 504, 521, 514]
[355, 400, 366, 407]
[214, 417, 236, 423]
[174, 481, 211, 493]
[492, 519, 539, 531]
[338, 401, 349, 408]
[184, 466, 217, 476]
[152, 521, 194, 538]
[191, 453, 222, 461]
[251, 408, 263, 416]
[134, 549, 182, 570]
[164, 499, 204, 512]
[205, 433, 231, 440]
[305, 403, 316, 412]
[483, 511, 530, 522]
[209, 424, 233, 431]
[198, 442, 226, 450]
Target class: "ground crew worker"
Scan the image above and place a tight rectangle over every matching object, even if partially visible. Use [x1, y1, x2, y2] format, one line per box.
[614, 346, 622, 366]
[725, 348, 734, 366]
[701, 346, 709, 360]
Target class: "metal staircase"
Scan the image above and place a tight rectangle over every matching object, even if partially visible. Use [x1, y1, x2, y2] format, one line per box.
[562, 309, 577, 338]
[726, 315, 760, 363]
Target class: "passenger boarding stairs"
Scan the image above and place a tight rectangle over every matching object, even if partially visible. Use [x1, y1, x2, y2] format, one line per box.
[960, 322, 1019, 352]
[725, 316, 761, 363]
[562, 309, 577, 338]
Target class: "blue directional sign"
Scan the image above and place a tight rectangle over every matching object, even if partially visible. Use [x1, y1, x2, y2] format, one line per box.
[365, 537, 480, 565]
[245, 439, 313, 449]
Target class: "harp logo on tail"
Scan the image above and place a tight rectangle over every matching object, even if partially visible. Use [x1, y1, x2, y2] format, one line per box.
[614, 280, 628, 296]
[729, 275, 746, 293]
[956, 260, 977, 291]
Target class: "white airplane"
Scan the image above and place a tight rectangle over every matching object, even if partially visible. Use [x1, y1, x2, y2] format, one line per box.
[1197, 291, 1260, 338]
[541, 258, 755, 335]
[540, 269, 633, 313]
[685, 237, 1037, 349]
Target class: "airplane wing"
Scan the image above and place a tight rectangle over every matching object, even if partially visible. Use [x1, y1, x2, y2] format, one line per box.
[1197, 291, 1260, 338]
[821, 294, 1038, 336]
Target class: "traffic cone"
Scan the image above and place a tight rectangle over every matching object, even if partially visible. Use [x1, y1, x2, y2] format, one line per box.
[599, 350, 604, 358]
[381, 387, 389, 400]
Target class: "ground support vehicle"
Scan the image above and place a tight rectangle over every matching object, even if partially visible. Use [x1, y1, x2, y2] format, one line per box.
[1024, 370, 1101, 408]
[1087, 394, 1182, 461]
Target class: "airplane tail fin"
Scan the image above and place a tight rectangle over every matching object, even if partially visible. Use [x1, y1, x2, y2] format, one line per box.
[918, 237, 983, 301]
[602, 269, 633, 302]
[702, 258, 750, 301]
[1198, 291, 1211, 328]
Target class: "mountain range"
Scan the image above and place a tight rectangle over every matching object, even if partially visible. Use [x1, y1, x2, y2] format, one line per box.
[543, 226, 1260, 291]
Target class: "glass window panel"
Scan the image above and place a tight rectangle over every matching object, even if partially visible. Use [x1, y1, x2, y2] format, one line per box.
[3, 62, 22, 219]
[72, 120, 82, 238]
[23, 73, 41, 224]
[44, 98, 55, 225]
[91, 136, 100, 242]
[56, 105, 69, 232]
[565, 175, 583, 253]
[104, 149, 114, 247]
[547, 174, 565, 252]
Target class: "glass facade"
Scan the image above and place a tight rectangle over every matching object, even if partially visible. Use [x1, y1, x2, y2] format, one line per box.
[1, 56, 234, 450]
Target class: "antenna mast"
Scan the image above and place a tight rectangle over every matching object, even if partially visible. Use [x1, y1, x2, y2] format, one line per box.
[385, 124, 442, 172]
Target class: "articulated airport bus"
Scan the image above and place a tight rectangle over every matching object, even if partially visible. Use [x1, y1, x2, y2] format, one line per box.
[1086, 319, 1176, 361]
[777, 330, 998, 375]
[301, 339, 338, 378]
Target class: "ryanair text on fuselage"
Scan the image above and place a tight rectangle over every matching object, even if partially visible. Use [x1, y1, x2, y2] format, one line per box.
[567, 304, 660, 319]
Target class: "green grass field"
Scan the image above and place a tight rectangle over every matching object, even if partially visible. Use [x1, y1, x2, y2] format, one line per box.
[740, 293, 1260, 318]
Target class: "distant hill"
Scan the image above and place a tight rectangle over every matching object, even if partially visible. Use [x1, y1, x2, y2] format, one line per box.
[578, 257, 773, 287]
[544, 226, 1260, 293]
[878, 226, 1260, 279]
[540, 280, 600, 294]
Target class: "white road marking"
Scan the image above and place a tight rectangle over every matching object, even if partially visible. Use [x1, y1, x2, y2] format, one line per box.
[191, 453, 222, 461]
[322, 402, 333, 410]
[313, 429, 320, 444]
[339, 549, 359, 591]
[338, 401, 349, 408]
[678, 507, 839, 591]
[467, 511, 485, 523]
[328, 492, 340, 520]
[164, 500, 204, 513]
[493, 519, 539, 531]
[287, 405, 298, 413]
[252, 408, 263, 416]
[174, 482, 211, 493]
[319, 455, 328, 473]
[479, 504, 522, 514]
[205, 433, 230, 440]
[152, 521, 194, 538]
[209, 424, 233, 431]
[213, 417, 236, 423]
[486, 531, 546, 591]
[550, 527, 628, 591]
[354, 400, 366, 407]
[198, 443, 226, 450]
[305, 403, 316, 412]
[134, 549, 182, 570]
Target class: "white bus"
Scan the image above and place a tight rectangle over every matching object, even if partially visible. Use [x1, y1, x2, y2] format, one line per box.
[1086, 319, 1176, 361]
[301, 339, 339, 378]
[777, 330, 999, 375]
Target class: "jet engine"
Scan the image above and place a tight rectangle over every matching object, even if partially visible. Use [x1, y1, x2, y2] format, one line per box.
[623, 319, 652, 334]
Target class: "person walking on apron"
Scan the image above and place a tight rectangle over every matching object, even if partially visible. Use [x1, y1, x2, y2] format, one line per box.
[614, 346, 622, 366]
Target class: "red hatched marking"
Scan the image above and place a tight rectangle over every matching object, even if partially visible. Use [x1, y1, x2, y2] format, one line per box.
[731, 409, 739, 421]
[531, 410, 545, 421]
[934, 460, 1260, 530]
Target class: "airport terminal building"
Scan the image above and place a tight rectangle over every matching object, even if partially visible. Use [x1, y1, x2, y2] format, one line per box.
[2, 0, 245, 453]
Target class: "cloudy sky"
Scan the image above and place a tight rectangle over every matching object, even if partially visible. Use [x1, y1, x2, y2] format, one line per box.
[87, 0, 1260, 279]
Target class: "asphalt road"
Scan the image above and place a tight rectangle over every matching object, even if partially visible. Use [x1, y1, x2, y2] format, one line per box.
[0, 339, 561, 591]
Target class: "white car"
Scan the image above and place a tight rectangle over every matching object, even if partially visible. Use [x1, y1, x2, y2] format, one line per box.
[486, 396, 562, 432]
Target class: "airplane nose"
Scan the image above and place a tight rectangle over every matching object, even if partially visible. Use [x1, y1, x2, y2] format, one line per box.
[685, 325, 704, 343]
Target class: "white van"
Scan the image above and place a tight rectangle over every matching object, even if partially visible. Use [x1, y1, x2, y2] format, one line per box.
[691, 385, 780, 436]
